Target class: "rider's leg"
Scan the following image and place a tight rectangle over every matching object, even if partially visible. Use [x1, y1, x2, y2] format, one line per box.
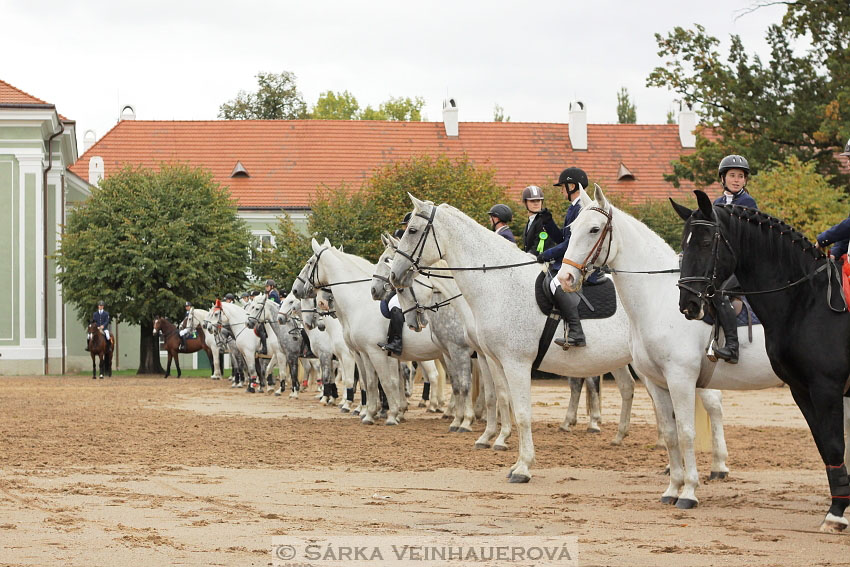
[552, 288, 586, 348]
[258, 325, 268, 355]
[377, 307, 404, 355]
[86, 333, 91, 351]
[712, 295, 739, 363]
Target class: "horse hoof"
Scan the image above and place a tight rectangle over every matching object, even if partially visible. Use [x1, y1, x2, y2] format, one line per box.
[385, 419, 398, 426]
[509, 473, 531, 484]
[611, 437, 625, 446]
[708, 471, 729, 481]
[448, 426, 459, 432]
[92, 376, 97, 380]
[820, 514, 849, 533]
[493, 444, 508, 452]
[247, 387, 255, 394]
[676, 498, 698, 510]
[361, 418, 375, 425]
[662, 466, 670, 476]
[418, 401, 427, 408]
[558, 425, 571, 433]
[457, 427, 472, 433]
[441, 414, 452, 420]
[474, 442, 490, 450]
[340, 407, 350, 413]
[586, 427, 600, 434]
[660, 496, 678, 505]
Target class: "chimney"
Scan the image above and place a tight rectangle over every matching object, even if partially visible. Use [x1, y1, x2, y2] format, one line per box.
[678, 104, 696, 148]
[83, 129, 97, 153]
[442, 98, 458, 137]
[89, 156, 104, 187]
[569, 101, 587, 151]
[120, 104, 136, 121]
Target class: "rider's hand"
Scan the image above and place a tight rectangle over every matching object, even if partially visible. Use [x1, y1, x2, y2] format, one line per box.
[536, 254, 546, 264]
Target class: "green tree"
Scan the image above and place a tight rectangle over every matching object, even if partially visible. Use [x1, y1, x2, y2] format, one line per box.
[666, 109, 676, 125]
[494, 104, 510, 122]
[218, 71, 308, 120]
[378, 96, 425, 121]
[748, 155, 847, 241]
[646, 1, 850, 189]
[250, 213, 312, 291]
[311, 90, 360, 120]
[616, 87, 637, 124]
[56, 165, 251, 374]
[310, 155, 509, 261]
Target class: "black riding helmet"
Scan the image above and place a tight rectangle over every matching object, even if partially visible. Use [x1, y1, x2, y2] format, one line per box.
[97, 299, 105, 307]
[224, 293, 235, 301]
[265, 279, 275, 288]
[521, 185, 544, 201]
[185, 301, 192, 307]
[400, 212, 413, 225]
[554, 167, 588, 195]
[488, 204, 513, 223]
[718, 154, 750, 180]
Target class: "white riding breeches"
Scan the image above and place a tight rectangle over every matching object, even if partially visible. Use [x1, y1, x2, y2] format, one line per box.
[179, 328, 191, 337]
[104, 330, 110, 341]
[389, 295, 401, 311]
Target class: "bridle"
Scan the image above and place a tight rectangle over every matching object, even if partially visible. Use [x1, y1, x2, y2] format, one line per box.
[246, 294, 269, 329]
[394, 205, 443, 272]
[296, 247, 371, 293]
[561, 206, 614, 278]
[676, 214, 739, 311]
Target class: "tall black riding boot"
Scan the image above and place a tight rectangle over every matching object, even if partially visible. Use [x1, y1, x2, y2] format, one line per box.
[552, 288, 586, 348]
[85, 337, 90, 352]
[179, 335, 187, 352]
[258, 325, 268, 355]
[422, 381, 431, 401]
[377, 307, 404, 355]
[713, 296, 739, 364]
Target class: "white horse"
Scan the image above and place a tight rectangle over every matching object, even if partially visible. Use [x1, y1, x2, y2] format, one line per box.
[389, 196, 730, 483]
[556, 187, 787, 508]
[186, 308, 222, 380]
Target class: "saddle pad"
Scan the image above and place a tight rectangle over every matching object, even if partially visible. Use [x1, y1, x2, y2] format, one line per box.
[534, 272, 617, 320]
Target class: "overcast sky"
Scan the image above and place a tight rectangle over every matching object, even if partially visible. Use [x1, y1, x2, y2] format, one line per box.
[2, 0, 789, 151]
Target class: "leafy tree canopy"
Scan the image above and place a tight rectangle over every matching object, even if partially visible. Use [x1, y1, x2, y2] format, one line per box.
[646, 1, 850, 190]
[219, 71, 308, 120]
[250, 212, 312, 292]
[616, 87, 637, 124]
[494, 104, 510, 122]
[311, 90, 361, 120]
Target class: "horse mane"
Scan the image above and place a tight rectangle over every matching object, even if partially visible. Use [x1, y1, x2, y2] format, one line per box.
[436, 203, 527, 257]
[711, 204, 825, 278]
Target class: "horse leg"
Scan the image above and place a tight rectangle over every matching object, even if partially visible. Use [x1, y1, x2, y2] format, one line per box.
[164, 352, 172, 378]
[361, 357, 381, 425]
[498, 358, 534, 483]
[560, 378, 583, 432]
[288, 355, 300, 399]
[586, 375, 602, 433]
[174, 354, 182, 379]
[790, 383, 850, 532]
[844, 398, 850, 468]
[609, 366, 635, 445]
[206, 347, 217, 380]
[666, 379, 700, 509]
[375, 358, 402, 426]
[474, 356, 500, 449]
[488, 356, 513, 451]
[642, 378, 684, 505]
[91, 354, 97, 379]
[421, 360, 444, 413]
[698, 389, 730, 480]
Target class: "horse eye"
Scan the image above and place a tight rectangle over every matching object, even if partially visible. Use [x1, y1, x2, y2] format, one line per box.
[408, 227, 418, 234]
[590, 227, 600, 234]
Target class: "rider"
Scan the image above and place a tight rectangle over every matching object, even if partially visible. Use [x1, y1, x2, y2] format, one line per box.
[521, 185, 563, 254]
[817, 139, 850, 261]
[537, 167, 593, 348]
[240, 291, 251, 306]
[88, 300, 111, 352]
[377, 282, 404, 356]
[265, 279, 281, 304]
[488, 204, 516, 243]
[711, 154, 759, 364]
[178, 301, 193, 352]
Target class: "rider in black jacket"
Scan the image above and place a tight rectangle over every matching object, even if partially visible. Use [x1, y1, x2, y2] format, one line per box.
[520, 185, 563, 254]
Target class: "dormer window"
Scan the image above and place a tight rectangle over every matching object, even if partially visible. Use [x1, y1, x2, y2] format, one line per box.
[617, 163, 635, 181]
[230, 161, 250, 178]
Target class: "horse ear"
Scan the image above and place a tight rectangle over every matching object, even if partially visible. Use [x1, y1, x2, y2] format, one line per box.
[670, 198, 694, 222]
[389, 233, 400, 246]
[215, 299, 222, 308]
[578, 186, 592, 208]
[593, 184, 610, 211]
[409, 193, 425, 213]
[322, 237, 332, 248]
[311, 238, 322, 253]
[694, 190, 714, 219]
[381, 233, 389, 247]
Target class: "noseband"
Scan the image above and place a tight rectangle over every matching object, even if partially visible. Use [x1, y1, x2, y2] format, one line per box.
[561, 207, 613, 277]
[677, 215, 737, 309]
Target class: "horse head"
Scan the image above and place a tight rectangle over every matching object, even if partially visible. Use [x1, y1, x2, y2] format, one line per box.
[557, 185, 615, 293]
[389, 195, 439, 289]
[371, 233, 398, 301]
[152, 316, 162, 336]
[293, 238, 331, 299]
[673, 190, 736, 320]
[244, 292, 268, 329]
[395, 277, 434, 332]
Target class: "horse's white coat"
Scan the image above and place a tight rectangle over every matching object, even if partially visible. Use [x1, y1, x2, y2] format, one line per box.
[557, 188, 783, 506]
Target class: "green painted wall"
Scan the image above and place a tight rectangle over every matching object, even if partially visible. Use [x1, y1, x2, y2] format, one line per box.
[0, 157, 16, 344]
[48, 183, 56, 339]
[0, 126, 44, 140]
[24, 173, 35, 339]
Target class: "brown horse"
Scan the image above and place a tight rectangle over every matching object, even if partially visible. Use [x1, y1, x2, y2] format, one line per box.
[153, 316, 214, 378]
[86, 321, 113, 379]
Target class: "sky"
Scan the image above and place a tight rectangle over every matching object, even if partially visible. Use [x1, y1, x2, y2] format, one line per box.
[1, 0, 790, 151]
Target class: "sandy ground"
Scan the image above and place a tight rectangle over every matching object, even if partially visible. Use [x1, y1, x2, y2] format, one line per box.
[0, 375, 847, 567]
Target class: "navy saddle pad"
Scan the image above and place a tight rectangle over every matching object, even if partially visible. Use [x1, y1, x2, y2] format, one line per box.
[534, 271, 617, 320]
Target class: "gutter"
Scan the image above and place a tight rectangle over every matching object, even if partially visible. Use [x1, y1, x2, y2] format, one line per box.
[43, 120, 64, 375]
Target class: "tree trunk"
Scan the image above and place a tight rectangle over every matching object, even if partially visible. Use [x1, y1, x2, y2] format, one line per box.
[138, 320, 164, 374]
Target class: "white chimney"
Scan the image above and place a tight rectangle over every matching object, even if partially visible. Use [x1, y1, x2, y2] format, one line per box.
[83, 129, 97, 153]
[678, 104, 696, 148]
[120, 105, 136, 121]
[569, 101, 587, 151]
[442, 98, 458, 137]
[89, 156, 104, 187]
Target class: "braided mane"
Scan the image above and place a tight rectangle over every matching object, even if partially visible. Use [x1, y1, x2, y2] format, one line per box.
[717, 204, 825, 262]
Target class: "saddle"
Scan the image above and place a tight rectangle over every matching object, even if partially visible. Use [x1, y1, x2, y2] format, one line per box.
[534, 272, 617, 319]
[699, 297, 761, 328]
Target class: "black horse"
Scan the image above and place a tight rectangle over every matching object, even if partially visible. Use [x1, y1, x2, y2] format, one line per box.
[672, 190, 850, 532]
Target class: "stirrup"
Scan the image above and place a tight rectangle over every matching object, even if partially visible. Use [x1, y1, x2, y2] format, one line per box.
[554, 337, 570, 351]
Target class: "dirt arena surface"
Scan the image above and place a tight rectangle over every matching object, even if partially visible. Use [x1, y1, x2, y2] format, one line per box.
[0, 375, 847, 566]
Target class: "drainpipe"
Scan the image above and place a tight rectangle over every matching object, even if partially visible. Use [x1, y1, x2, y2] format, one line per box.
[61, 173, 66, 375]
[43, 121, 64, 375]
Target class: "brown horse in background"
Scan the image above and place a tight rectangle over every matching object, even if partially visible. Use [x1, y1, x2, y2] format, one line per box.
[86, 321, 113, 379]
[153, 316, 214, 378]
